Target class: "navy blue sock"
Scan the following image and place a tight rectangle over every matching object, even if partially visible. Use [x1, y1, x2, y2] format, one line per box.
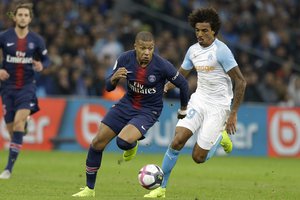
[86, 146, 103, 189]
[5, 131, 24, 172]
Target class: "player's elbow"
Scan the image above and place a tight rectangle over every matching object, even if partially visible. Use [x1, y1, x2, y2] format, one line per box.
[105, 79, 116, 92]
[105, 86, 114, 92]
[238, 77, 247, 90]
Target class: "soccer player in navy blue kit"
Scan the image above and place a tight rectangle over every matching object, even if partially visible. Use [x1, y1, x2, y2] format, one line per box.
[0, 3, 49, 179]
[73, 31, 189, 197]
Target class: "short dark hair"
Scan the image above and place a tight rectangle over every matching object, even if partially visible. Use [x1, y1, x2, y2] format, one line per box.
[135, 31, 154, 42]
[7, 2, 34, 19]
[188, 8, 221, 36]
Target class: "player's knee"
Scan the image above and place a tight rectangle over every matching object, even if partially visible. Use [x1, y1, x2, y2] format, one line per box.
[13, 120, 26, 132]
[170, 138, 186, 150]
[171, 128, 191, 150]
[116, 137, 136, 150]
[171, 136, 187, 151]
[192, 153, 206, 164]
[91, 137, 105, 150]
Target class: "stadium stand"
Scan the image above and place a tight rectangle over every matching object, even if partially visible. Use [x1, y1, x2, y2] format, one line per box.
[0, 0, 299, 106]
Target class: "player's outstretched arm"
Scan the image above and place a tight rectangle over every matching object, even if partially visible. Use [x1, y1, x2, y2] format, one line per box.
[169, 70, 189, 119]
[164, 67, 191, 93]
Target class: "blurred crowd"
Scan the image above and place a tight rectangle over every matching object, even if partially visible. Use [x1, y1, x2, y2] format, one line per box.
[0, 0, 299, 106]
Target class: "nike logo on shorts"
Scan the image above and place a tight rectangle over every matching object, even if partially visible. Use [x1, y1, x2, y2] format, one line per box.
[7, 43, 14, 47]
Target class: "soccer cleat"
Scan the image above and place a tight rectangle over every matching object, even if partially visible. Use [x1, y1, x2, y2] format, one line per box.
[220, 130, 233, 153]
[72, 186, 95, 197]
[123, 142, 138, 162]
[0, 169, 11, 179]
[144, 187, 166, 198]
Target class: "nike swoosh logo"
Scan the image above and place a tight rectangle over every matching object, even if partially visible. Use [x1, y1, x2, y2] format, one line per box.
[7, 43, 14, 47]
[141, 126, 146, 130]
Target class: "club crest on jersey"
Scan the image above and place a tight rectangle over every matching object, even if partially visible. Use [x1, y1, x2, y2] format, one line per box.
[148, 75, 156, 82]
[28, 42, 35, 49]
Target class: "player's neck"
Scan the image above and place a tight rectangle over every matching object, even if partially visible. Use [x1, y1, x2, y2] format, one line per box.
[138, 60, 149, 68]
[140, 63, 147, 68]
[14, 27, 29, 39]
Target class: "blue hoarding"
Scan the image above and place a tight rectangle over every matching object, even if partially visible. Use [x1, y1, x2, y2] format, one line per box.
[57, 99, 268, 156]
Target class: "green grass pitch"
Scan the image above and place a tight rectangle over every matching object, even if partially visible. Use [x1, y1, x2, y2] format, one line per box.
[0, 150, 299, 200]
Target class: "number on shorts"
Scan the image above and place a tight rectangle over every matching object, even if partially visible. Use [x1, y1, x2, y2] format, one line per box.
[187, 108, 196, 119]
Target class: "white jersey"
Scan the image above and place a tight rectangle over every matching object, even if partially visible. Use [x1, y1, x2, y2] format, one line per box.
[182, 38, 237, 110]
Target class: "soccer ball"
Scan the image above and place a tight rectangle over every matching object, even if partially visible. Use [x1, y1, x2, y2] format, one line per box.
[138, 164, 164, 190]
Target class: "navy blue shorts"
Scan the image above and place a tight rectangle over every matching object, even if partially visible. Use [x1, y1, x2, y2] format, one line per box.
[102, 103, 159, 139]
[1, 85, 39, 123]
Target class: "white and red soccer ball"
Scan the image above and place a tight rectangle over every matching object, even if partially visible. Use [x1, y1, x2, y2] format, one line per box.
[138, 164, 164, 190]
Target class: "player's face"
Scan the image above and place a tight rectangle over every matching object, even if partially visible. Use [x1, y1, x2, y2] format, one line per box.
[14, 8, 32, 29]
[195, 22, 215, 47]
[134, 40, 154, 66]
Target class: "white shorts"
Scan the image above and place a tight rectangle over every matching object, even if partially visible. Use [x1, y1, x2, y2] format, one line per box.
[176, 103, 230, 150]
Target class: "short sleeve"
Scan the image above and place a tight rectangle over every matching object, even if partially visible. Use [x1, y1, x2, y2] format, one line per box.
[216, 42, 238, 72]
[181, 47, 194, 70]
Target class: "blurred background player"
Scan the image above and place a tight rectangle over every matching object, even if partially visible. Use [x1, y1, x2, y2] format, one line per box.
[145, 8, 246, 198]
[0, 2, 50, 179]
[72, 31, 189, 197]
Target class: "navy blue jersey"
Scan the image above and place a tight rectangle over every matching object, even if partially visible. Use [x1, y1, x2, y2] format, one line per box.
[106, 50, 188, 116]
[0, 28, 50, 89]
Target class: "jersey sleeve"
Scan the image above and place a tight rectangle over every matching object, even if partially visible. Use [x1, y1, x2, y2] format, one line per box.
[105, 54, 124, 91]
[0, 31, 4, 48]
[216, 43, 238, 72]
[181, 47, 194, 70]
[165, 61, 189, 107]
[0, 31, 6, 68]
[36, 35, 50, 68]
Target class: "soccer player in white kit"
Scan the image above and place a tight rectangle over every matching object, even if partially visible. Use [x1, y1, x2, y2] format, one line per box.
[144, 8, 246, 198]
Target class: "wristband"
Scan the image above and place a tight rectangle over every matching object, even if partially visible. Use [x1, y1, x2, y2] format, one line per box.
[177, 109, 187, 115]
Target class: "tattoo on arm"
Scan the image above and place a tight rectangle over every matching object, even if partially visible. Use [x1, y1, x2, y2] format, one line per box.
[228, 67, 247, 113]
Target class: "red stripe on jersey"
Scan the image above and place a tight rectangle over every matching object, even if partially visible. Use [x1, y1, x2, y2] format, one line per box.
[15, 38, 27, 89]
[133, 66, 147, 109]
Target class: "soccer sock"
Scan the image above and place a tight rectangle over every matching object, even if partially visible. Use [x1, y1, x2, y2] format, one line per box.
[205, 135, 222, 161]
[5, 131, 23, 172]
[161, 146, 180, 188]
[86, 146, 103, 189]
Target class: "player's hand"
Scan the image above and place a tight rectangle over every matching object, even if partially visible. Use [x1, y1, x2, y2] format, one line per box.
[0, 69, 9, 81]
[111, 67, 128, 83]
[225, 112, 237, 135]
[32, 60, 44, 72]
[164, 81, 175, 93]
[177, 109, 187, 119]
